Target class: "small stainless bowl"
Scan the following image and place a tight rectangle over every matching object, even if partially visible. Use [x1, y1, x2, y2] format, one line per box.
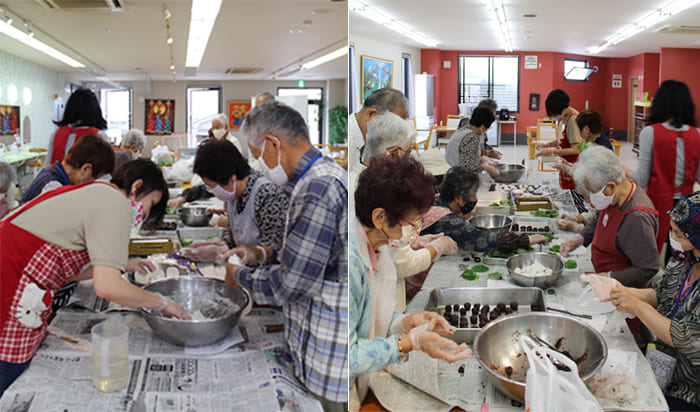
[140, 277, 248, 346]
[468, 214, 513, 233]
[474, 312, 607, 402]
[490, 164, 526, 183]
[506, 252, 564, 289]
[179, 207, 212, 227]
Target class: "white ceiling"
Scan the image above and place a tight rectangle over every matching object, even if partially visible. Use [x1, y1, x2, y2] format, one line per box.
[0, 0, 348, 82]
[350, 0, 700, 57]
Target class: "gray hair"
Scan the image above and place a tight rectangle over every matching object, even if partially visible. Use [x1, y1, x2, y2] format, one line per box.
[0, 160, 15, 192]
[362, 112, 416, 162]
[212, 113, 228, 127]
[122, 129, 145, 150]
[242, 101, 308, 147]
[572, 145, 625, 195]
[361, 88, 409, 116]
[439, 166, 480, 204]
[254, 92, 275, 104]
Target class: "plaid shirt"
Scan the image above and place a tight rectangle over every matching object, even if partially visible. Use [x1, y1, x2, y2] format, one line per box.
[236, 147, 349, 403]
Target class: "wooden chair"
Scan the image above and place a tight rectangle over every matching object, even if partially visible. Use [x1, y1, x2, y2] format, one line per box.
[413, 125, 437, 155]
[314, 143, 347, 169]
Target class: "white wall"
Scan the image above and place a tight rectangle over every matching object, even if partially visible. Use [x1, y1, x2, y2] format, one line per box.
[349, 33, 421, 112]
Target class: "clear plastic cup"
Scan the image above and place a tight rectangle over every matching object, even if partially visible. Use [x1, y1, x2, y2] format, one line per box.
[91, 319, 129, 392]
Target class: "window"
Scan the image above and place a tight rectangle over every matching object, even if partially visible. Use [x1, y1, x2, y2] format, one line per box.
[99, 88, 132, 143]
[564, 58, 593, 81]
[349, 43, 356, 113]
[277, 87, 323, 145]
[186, 86, 221, 139]
[458, 55, 520, 112]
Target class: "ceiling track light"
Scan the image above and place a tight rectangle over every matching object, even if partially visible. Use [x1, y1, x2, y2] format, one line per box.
[349, 0, 437, 48]
[169, 64, 175, 70]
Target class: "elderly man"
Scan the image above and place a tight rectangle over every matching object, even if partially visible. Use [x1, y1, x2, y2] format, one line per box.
[227, 101, 348, 410]
[114, 129, 145, 169]
[348, 88, 409, 173]
[254, 91, 275, 106]
[561, 146, 659, 287]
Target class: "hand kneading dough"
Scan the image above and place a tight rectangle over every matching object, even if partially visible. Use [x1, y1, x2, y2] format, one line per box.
[134, 268, 166, 285]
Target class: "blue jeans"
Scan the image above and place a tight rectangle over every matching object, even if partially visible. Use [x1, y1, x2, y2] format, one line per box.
[0, 360, 31, 397]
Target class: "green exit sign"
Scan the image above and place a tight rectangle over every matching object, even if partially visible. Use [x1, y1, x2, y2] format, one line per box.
[297, 80, 305, 87]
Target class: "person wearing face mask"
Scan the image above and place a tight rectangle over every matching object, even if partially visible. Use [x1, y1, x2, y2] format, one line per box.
[456, 107, 500, 176]
[114, 129, 146, 169]
[560, 146, 660, 287]
[225, 102, 348, 410]
[350, 155, 471, 411]
[20, 134, 115, 204]
[192, 139, 288, 261]
[209, 113, 248, 159]
[0, 161, 16, 220]
[420, 166, 548, 252]
[0, 159, 190, 396]
[604, 192, 700, 411]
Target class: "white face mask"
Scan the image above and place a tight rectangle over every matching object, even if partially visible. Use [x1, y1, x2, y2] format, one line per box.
[670, 236, 685, 253]
[257, 137, 288, 186]
[132, 151, 142, 160]
[212, 128, 227, 139]
[589, 186, 614, 210]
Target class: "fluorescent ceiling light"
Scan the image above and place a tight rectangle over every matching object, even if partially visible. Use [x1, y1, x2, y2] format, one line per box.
[486, 0, 514, 52]
[589, 0, 700, 54]
[301, 46, 348, 70]
[185, 0, 222, 68]
[0, 20, 84, 67]
[349, 0, 437, 48]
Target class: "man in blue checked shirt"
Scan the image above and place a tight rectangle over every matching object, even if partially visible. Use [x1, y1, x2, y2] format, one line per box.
[226, 101, 348, 411]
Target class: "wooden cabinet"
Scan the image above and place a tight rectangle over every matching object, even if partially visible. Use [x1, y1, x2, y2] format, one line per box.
[633, 102, 651, 153]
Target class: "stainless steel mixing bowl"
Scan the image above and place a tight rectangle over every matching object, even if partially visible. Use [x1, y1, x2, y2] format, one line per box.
[490, 163, 526, 183]
[178, 207, 212, 227]
[474, 312, 607, 402]
[506, 252, 564, 289]
[468, 214, 513, 233]
[141, 277, 248, 346]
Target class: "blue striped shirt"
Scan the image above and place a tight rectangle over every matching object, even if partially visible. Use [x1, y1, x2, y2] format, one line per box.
[235, 147, 349, 403]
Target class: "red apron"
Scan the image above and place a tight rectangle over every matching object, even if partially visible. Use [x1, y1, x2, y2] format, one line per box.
[591, 183, 658, 274]
[646, 124, 700, 251]
[0, 183, 96, 363]
[558, 111, 579, 190]
[49, 125, 100, 164]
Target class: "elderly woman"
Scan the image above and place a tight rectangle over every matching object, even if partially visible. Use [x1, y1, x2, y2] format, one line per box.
[0, 159, 190, 395]
[354, 112, 457, 312]
[350, 155, 470, 410]
[607, 192, 700, 410]
[210, 113, 247, 158]
[0, 161, 16, 219]
[114, 129, 146, 169]
[560, 146, 659, 287]
[21, 134, 115, 204]
[192, 139, 288, 262]
[420, 166, 547, 252]
[633, 80, 700, 252]
[450, 107, 498, 175]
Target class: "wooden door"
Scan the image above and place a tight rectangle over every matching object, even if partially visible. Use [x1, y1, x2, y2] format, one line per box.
[628, 77, 639, 142]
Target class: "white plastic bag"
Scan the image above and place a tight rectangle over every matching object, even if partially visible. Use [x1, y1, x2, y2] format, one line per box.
[151, 144, 174, 166]
[519, 335, 603, 412]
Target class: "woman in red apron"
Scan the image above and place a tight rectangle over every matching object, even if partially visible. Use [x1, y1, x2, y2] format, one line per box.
[561, 146, 660, 287]
[0, 160, 189, 395]
[633, 80, 700, 253]
[535, 89, 587, 213]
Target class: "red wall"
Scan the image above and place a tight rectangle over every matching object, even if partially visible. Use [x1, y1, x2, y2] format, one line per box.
[659, 48, 700, 107]
[603, 58, 629, 132]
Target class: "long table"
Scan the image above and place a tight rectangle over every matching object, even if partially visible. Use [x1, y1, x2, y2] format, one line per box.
[365, 171, 669, 412]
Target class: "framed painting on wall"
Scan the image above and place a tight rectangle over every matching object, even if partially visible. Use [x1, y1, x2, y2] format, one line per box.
[361, 55, 393, 102]
[0, 105, 20, 135]
[227, 101, 252, 130]
[145, 99, 174, 135]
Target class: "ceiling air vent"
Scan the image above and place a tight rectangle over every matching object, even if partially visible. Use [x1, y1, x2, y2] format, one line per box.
[225, 67, 263, 74]
[35, 0, 124, 12]
[654, 24, 700, 34]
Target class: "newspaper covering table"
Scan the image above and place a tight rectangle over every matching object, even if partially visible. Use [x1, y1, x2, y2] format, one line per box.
[367, 171, 669, 411]
[0, 281, 322, 412]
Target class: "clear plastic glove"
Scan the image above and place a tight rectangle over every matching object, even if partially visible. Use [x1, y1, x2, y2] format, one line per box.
[609, 283, 639, 313]
[534, 143, 549, 152]
[180, 240, 228, 262]
[228, 244, 265, 265]
[168, 196, 186, 210]
[427, 236, 458, 257]
[580, 273, 618, 302]
[480, 156, 499, 166]
[555, 216, 580, 232]
[162, 299, 192, 320]
[126, 258, 157, 274]
[483, 164, 500, 175]
[410, 234, 443, 249]
[390, 311, 454, 335]
[528, 234, 549, 245]
[486, 149, 502, 159]
[409, 326, 472, 363]
[560, 234, 584, 257]
[552, 157, 573, 175]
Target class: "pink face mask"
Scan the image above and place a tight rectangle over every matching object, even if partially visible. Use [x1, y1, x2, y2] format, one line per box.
[130, 199, 144, 229]
[211, 179, 237, 203]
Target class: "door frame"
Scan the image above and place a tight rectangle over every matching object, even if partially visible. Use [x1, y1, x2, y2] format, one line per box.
[628, 77, 639, 142]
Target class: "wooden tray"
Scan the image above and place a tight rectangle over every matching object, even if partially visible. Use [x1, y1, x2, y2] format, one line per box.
[515, 196, 552, 211]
